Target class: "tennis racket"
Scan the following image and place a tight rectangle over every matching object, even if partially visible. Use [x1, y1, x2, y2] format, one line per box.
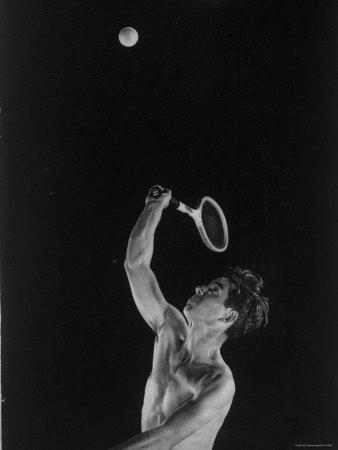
[148, 185, 229, 252]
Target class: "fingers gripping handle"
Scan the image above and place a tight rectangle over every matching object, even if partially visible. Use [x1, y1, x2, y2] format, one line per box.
[148, 185, 167, 199]
[148, 185, 180, 208]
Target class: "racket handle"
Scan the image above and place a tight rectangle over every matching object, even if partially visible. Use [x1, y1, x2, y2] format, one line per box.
[170, 197, 180, 208]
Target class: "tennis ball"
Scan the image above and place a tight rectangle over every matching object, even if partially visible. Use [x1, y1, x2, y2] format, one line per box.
[118, 27, 139, 47]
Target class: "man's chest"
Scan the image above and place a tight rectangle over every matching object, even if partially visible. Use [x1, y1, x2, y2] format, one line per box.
[142, 332, 220, 428]
[146, 348, 196, 417]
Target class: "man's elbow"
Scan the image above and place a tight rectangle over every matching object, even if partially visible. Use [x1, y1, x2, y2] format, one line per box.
[124, 259, 150, 272]
[124, 260, 133, 271]
[124, 260, 137, 272]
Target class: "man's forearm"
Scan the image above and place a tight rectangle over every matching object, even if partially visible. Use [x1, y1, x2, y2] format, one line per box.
[110, 426, 168, 450]
[125, 202, 162, 268]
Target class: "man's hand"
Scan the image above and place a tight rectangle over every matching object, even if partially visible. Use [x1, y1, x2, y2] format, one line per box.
[145, 185, 171, 211]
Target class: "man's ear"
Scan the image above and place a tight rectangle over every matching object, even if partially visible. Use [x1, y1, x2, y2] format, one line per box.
[219, 308, 238, 326]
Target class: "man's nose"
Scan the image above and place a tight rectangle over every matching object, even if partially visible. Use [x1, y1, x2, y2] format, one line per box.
[195, 286, 205, 295]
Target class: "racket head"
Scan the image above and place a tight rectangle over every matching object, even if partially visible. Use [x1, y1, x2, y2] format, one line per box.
[195, 196, 229, 252]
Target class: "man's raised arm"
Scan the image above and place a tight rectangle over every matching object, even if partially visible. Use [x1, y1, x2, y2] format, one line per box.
[124, 186, 185, 333]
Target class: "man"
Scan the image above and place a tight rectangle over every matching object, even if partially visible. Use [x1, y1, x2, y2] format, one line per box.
[112, 186, 269, 449]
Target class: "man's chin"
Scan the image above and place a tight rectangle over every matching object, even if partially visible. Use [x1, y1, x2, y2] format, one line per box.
[183, 304, 193, 316]
[184, 300, 195, 310]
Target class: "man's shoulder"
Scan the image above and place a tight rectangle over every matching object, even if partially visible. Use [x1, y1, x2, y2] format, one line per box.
[202, 366, 235, 399]
[212, 368, 235, 387]
[195, 369, 235, 412]
[218, 371, 236, 395]
[221, 362, 235, 386]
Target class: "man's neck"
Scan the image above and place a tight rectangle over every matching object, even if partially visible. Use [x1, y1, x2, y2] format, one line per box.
[184, 323, 226, 366]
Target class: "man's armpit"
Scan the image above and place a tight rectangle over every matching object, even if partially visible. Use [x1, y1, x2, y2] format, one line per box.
[162, 304, 188, 339]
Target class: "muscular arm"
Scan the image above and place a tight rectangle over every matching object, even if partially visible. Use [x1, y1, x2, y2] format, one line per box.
[110, 375, 235, 449]
[125, 191, 167, 269]
[124, 188, 186, 334]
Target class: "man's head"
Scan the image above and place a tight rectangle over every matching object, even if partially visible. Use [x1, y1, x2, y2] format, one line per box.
[183, 266, 269, 339]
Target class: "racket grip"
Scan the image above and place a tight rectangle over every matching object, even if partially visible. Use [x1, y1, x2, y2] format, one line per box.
[170, 197, 180, 208]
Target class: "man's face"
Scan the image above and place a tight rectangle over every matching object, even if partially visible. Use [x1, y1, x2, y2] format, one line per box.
[183, 277, 230, 325]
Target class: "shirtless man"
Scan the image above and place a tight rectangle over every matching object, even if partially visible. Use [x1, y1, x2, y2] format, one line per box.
[112, 187, 269, 450]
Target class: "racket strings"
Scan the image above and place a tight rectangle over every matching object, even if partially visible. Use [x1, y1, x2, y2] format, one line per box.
[201, 201, 226, 249]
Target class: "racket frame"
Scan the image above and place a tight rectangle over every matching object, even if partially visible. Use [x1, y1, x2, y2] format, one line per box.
[147, 186, 229, 253]
[172, 196, 229, 252]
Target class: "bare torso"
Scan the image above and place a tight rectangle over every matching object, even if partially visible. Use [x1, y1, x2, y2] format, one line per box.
[141, 321, 235, 449]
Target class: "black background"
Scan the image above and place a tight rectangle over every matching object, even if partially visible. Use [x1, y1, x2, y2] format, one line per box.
[2, 0, 338, 449]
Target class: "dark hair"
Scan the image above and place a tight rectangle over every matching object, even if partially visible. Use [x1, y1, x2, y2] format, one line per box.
[223, 266, 269, 339]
